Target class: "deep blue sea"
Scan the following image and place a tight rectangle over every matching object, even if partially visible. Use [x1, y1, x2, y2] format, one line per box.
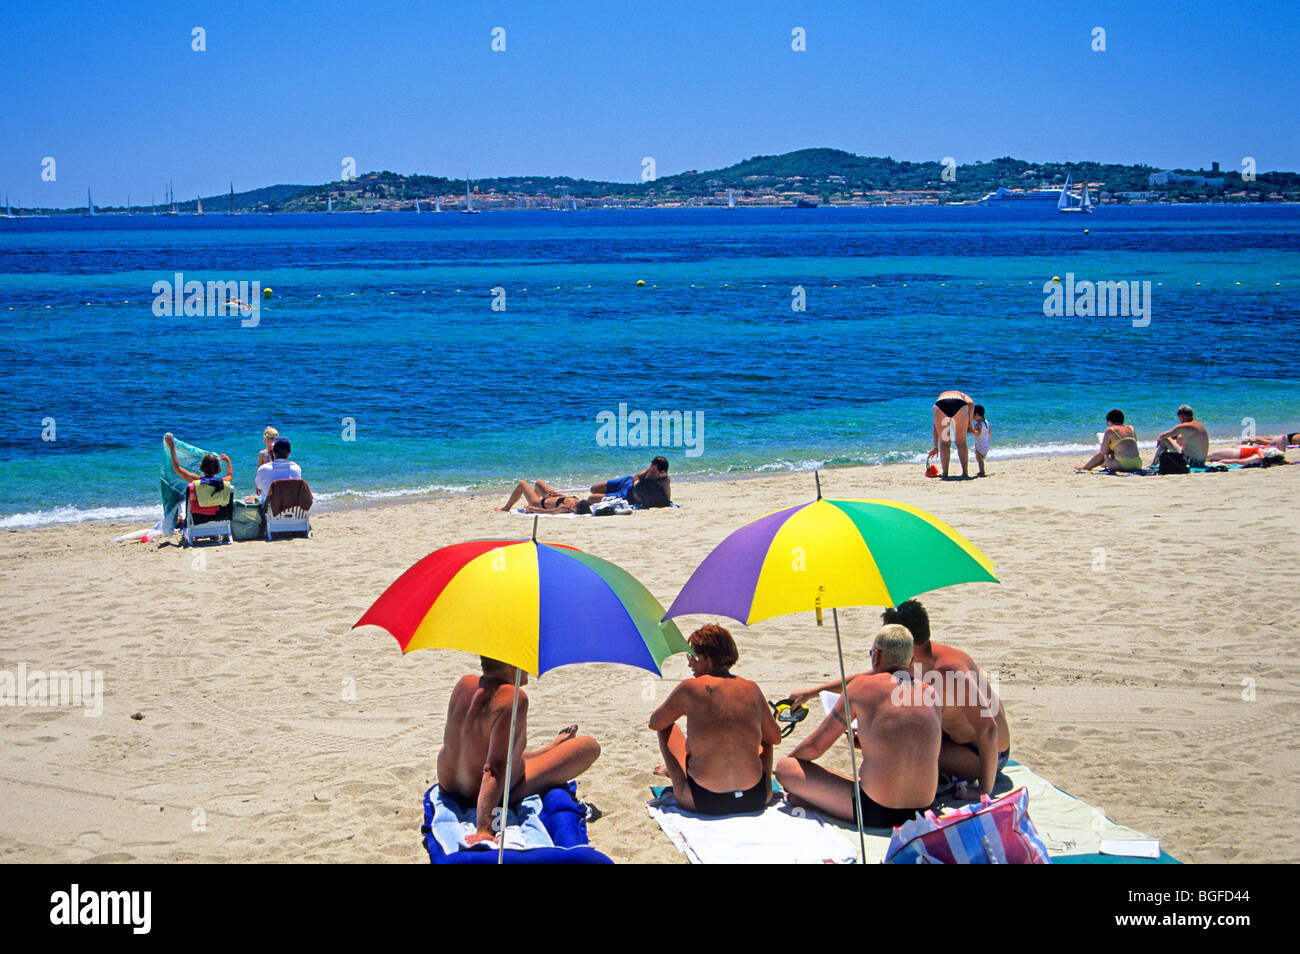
[1, 205, 1297, 528]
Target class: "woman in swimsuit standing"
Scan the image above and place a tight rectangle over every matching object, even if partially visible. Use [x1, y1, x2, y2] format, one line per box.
[1077, 409, 1143, 473]
[496, 479, 592, 514]
[928, 390, 975, 478]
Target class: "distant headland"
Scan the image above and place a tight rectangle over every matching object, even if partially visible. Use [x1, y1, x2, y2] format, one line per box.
[9, 149, 1298, 216]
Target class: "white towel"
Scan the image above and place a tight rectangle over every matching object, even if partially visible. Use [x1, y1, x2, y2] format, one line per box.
[647, 792, 858, 864]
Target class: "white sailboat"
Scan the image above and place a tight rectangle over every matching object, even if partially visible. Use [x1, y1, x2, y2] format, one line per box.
[414, 198, 421, 213]
[361, 190, 377, 213]
[435, 195, 442, 213]
[728, 188, 736, 209]
[327, 194, 333, 214]
[196, 195, 204, 216]
[87, 188, 95, 216]
[461, 179, 480, 214]
[2, 195, 13, 218]
[1057, 173, 1094, 213]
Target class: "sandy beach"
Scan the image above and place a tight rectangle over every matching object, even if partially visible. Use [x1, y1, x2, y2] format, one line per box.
[1, 454, 1296, 864]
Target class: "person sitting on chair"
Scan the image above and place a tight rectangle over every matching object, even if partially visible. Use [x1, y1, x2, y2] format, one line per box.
[164, 432, 233, 522]
[255, 436, 302, 501]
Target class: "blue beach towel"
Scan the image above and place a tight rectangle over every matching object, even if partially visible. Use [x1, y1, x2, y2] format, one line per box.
[421, 782, 613, 864]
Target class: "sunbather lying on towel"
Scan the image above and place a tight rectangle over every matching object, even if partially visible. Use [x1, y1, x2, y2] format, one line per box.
[590, 457, 672, 508]
[776, 625, 940, 828]
[496, 480, 593, 514]
[438, 656, 600, 847]
[649, 625, 782, 815]
[1206, 444, 1286, 464]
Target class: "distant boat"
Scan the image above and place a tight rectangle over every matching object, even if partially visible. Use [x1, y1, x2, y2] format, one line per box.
[2, 195, 13, 218]
[435, 195, 442, 213]
[361, 190, 377, 214]
[151, 194, 156, 216]
[414, 198, 421, 214]
[728, 188, 736, 209]
[162, 182, 177, 216]
[327, 195, 333, 214]
[87, 188, 95, 216]
[461, 178, 480, 214]
[225, 183, 239, 216]
[196, 195, 204, 216]
[127, 194, 133, 216]
[1057, 173, 1094, 213]
[795, 198, 818, 209]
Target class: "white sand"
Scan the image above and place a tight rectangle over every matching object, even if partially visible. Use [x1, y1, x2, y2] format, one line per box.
[1, 456, 1296, 863]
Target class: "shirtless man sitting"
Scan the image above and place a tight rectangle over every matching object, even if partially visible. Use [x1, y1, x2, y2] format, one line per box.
[649, 624, 782, 815]
[1151, 404, 1209, 468]
[786, 600, 1007, 797]
[775, 625, 940, 827]
[437, 656, 600, 846]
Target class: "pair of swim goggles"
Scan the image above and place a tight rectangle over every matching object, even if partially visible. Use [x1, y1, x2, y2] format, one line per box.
[769, 697, 810, 738]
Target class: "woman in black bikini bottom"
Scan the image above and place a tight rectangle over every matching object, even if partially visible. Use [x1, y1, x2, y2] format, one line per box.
[495, 479, 592, 514]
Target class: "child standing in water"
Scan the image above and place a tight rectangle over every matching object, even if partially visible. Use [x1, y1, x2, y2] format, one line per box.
[971, 405, 991, 476]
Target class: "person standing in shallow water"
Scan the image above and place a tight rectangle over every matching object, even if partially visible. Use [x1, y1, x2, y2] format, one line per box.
[929, 390, 975, 478]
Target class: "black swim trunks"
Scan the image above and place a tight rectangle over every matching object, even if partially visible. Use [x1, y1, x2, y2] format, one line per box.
[934, 397, 968, 419]
[858, 787, 928, 828]
[686, 773, 769, 816]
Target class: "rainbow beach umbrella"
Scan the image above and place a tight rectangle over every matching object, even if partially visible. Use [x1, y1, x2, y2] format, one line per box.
[354, 528, 689, 862]
[663, 475, 998, 859]
[355, 537, 689, 676]
[665, 494, 998, 624]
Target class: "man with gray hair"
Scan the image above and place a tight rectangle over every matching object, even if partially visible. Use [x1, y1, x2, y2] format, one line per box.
[1152, 404, 1209, 469]
[775, 625, 940, 827]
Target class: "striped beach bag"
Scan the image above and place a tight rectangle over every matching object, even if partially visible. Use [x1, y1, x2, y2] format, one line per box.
[885, 787, 1051, 864]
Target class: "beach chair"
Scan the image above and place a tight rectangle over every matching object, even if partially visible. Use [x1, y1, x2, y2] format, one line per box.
[264, 478, 313, 541]
[182, 481, 234, 546]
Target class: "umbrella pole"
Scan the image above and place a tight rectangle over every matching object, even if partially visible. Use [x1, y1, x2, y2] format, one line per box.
[497, 667, 523, 865]
[832, 608, 867, 862]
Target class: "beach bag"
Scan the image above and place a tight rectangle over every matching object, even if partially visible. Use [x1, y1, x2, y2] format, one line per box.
[884, 787, 1051, 864]
[1157, 451, 1189, 475]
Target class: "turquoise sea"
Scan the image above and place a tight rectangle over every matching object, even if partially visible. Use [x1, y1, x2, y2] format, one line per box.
[1, 205, 1297, 528]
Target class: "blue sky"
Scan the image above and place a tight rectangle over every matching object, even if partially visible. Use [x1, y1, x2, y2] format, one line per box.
[2, 0, 1296, 206]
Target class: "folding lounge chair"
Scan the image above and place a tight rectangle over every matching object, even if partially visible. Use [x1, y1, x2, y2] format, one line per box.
[264, 478, 313, 541]
[183, 480, 233, 546]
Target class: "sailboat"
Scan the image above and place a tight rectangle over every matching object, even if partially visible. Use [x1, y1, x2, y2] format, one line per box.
[414, 198, 421, 214]
[127, 194, 133, 216]
[151, 194, 156, 216]
[2, 195, 13, 218]
[196, 195, 204, 216]
[435, 195, 442, 213]
[327, 194, 333, 214]
[87, 188, 95, 216]
[1057, 173, 1094, 213]
[461, 178, 480, 214]
[361, 190, 377, 214]
[225, 183, 239, 216]
[728, 188, 736, 209]
[162, 182, 177, 216]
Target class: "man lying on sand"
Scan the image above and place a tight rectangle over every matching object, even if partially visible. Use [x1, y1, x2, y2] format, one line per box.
[590, 456, 672, 508]
[776, 625, 940, 827]
[649, 625, 782, 815]
[786, 599, 1008, 797]
[437, 656, 600, 846]
[1151, 404, 1209, 469]
[496, 479, 592, 514]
